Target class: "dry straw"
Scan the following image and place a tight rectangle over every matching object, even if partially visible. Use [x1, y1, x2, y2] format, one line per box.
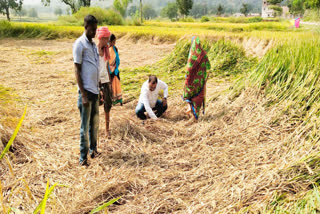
[0, 32, 319, 213]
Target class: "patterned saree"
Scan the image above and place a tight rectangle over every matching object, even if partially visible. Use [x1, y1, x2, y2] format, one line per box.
[109, 46, 123, 105]
[183, 37, 211, 120]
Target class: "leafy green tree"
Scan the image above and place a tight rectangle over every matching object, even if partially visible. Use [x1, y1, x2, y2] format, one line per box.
[307, 0, 320, 11]
[267, 0, 283, 16]
[160, 5, 168, 17]
[269, 5, 283, 16]
[113, 0, 132, 17]
[54, 7, 63, 16]
[128, 5, 137, 17]
[161, 2, 178, 20]
[143, 4, 157, 20]
[140, 0, 143, 23]
[28, 7, 38, 18]
[0, 0, 23, 21]
[217, 4, 224, 16]
[267, 0, 282, 4]
[288, 0, 304, 15]
[41, 0, 90, 14]
[240, 3, 251, 16]
[176, 0, 193, 17]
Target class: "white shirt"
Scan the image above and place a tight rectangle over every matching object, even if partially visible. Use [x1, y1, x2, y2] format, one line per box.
[138, 80, 168, 119]
[99, 56, 110, 84]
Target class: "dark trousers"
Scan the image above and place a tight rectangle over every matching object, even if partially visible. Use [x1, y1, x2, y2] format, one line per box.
[135, 100, 168, 120]
[77, 91, 99, 163]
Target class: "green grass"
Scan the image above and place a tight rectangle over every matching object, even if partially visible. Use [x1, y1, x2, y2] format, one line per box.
[231, 33, 320, 213]
[266, 186, 320, 213]
[239, 37, 320, 117]
[144, 20, 292, 32]
[0, 106, 26, 160]
[1, 20, 318, 42]
[210, 16, 280, 23]
[303, 9, 320, 22]
[89, 197, 121, 214]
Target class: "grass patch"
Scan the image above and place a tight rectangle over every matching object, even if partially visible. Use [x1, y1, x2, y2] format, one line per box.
[27, 50, 59, 64]
[266, 186, 320, 213]
[145, 20, 291, 32]
[58, 7, 124, 26]
[233, 34, 320, 212]
[1, 20, 319, 42]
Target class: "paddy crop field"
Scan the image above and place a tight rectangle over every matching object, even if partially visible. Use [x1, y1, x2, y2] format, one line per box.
[1, 18, 320, 213]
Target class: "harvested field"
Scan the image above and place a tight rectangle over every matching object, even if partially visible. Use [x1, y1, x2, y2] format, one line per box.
[0, 37, 308, 213]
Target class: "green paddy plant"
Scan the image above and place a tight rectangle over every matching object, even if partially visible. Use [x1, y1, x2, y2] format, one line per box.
[266, 185, 320, 213]
[89, 196, 121, 214]
[33, 179, 66, 214]
[245, 38, 320, 114]
[0, 106, 26, 160]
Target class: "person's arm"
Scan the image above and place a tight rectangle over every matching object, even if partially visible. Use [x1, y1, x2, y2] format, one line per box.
[141, 88, 157, 119]
[74, 64, 89, 107]
[73, 41, 89, 107]
[159, 80, 168, 106]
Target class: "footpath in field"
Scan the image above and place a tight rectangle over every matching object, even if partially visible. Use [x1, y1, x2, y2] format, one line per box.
[0, 38, 291, 213]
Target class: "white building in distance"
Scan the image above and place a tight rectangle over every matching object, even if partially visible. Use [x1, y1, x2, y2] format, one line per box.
[262, 0, 274, 18]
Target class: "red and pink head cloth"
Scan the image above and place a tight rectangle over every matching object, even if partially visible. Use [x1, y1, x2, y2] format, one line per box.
[97, 26, 111, 61]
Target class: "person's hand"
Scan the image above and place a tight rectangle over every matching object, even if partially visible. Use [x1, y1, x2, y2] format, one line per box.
[82, 94, 89, 107]
[150, 117, 158, 122]
[99, 90, 104, 101]
[162, 98, 167, 107]
[99, 90, 104, 106]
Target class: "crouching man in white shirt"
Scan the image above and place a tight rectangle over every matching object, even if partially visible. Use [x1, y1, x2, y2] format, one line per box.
[135, 75, 168, 120]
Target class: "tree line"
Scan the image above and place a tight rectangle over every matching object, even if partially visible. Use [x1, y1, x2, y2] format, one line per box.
[1, 0, 319, 22]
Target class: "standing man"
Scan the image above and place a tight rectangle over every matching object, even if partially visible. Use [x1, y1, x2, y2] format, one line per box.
[135, 75, 168, 120]
[73, 15, 100, 166]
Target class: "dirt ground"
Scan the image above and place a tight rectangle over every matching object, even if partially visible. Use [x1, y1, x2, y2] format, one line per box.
[0, 38, 293, 213]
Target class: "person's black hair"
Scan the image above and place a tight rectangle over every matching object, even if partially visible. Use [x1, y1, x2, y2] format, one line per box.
[84, 15, 98, 28]
[110, 34, 116, 42]
[149, 75, 158, 84]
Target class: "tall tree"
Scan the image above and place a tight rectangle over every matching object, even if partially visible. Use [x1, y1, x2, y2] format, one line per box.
[140, 0, 143, 23]
[0, 0, 23, 21]
[217, 4, 224, 16]
[176, 0, 193, 17]
[161, 2, 178, 20]
[269, 5, 283, 16]
[307, 0, 320, 11]
[113, 0, 132, 17]
[267, 0, 283, 16]
[240, 3, 251, 16]
[128, 5, 137, 17]
[143, 4, 156, 19]
[41, 0, 90, 14]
